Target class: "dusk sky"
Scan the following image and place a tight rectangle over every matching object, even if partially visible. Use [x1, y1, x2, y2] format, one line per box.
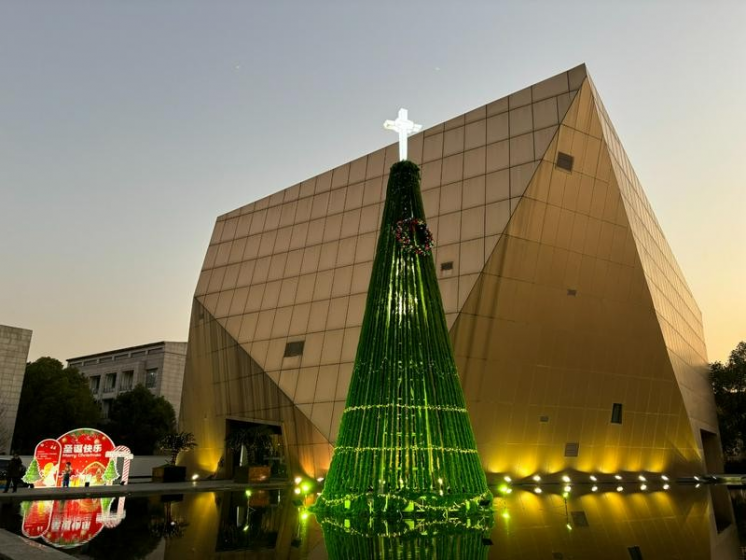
[1, 1, 743, 364]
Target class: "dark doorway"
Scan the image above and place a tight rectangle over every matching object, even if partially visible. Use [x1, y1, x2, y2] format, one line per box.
[225, 419, 286, 481]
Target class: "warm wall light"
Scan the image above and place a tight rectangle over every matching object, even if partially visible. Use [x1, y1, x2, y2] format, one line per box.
[562, 475, 571, 483]
[614, 475, 623, 481]
[532, 475, 541, 482]
[589, 475, 597, 482]
[616, 486, 624, 492]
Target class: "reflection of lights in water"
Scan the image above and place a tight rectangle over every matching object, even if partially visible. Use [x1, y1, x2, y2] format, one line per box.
[563, 485, 571, 493]
[562, 475, 571, 483]
[591, 485, 598, 492]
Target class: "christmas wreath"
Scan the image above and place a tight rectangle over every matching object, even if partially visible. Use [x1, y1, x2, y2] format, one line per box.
[394, 218, 434, 256]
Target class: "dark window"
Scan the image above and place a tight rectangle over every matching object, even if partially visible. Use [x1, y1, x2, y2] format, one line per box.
[567, 288, 577, 296]
[103, 373, 117, 393]
[120, 370, 134, 391]
[284, 340, 305, 357]
[145, 368, 158, 388]
[628, 546, 643, 560]
[114, 354, 129, 360]
[552, 553, 564, 560]
[539, 415, 550, 423]
[556, 151, 574, 171]
[89, 376, 101, 393]
[440, 261, 454, 272]
[611, 403, 623, 424]
[564, 442, 579, 457]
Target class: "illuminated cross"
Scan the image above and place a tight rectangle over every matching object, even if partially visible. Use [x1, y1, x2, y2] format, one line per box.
[383, 108, 422, 161]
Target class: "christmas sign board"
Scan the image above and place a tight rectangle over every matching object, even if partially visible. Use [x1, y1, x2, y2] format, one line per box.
[24, 428, 119, 488]
[21, 497, 126, 549]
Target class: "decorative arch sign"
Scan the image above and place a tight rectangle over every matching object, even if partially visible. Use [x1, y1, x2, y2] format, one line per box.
[23, 428, 133, 488]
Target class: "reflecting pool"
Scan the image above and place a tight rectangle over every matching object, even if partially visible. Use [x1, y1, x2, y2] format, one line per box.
[0, 485, 742, 559]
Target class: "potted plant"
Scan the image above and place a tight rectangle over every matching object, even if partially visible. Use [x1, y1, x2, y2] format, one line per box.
[225, 425, 277, 483]
[152, 431, 198, 483]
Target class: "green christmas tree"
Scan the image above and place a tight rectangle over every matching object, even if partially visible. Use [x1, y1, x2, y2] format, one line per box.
[102, 459, 119, 485]
[22, 458, 42, 486]
[314, 160, 492, 516]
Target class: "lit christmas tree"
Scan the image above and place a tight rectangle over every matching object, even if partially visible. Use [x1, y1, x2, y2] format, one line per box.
[102, 459, 119, 485]
[22, 458, 42, 486]
[314, 111, 492, 516]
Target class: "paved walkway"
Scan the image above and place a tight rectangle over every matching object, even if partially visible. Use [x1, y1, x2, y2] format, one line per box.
[0, 479, 288, 503]
[0, 529, 72, 560]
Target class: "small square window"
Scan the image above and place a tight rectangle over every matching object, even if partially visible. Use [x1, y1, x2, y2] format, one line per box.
[284, 340, 305, 357]
[440, 261, 454, 272]
[556, 151, 574, 171]
[611, 403, 623, 424]
[564, 442, 579, 457]
[89, 376, 100, 393]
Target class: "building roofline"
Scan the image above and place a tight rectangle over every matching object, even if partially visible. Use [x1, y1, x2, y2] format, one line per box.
[67, 341, 186, 362]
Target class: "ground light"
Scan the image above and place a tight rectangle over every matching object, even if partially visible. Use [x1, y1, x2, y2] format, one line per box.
[663, 484, 670, 490]
[640, 484, 647, 491]
[563, 485, 572, 493]
[562, 475, 571, 483]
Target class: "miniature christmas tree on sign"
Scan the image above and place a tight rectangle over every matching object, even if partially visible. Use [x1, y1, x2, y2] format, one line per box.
[102, 459, 119, 485]
[313, 109, 492, 516]
[22, 458, 42, 486]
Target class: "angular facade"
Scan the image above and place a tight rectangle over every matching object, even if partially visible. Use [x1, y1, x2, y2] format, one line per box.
[181, 65, 722, 487]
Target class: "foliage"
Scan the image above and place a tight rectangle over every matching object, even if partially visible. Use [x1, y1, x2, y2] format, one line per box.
[107, 384, 176, 455]
[314, 161, 491, 516]
[159, 431, 198, 465]
[12, 357, 101, 453]
[711, 341, 746, 458]
[225, 425, 276, 466]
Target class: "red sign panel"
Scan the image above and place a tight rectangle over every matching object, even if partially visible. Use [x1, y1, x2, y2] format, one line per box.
[28, 428, 116, 488]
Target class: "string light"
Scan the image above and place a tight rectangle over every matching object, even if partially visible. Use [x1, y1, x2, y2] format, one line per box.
[312, 161, 492, 516]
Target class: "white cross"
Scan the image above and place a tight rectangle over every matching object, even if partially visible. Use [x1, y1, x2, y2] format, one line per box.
[383, 108, 422, 161]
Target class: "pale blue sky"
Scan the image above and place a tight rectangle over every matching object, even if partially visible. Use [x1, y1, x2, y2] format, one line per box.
[1, 1, 744, 363]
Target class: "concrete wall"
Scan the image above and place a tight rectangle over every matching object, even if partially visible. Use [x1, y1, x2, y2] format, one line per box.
[0, 325, 32, 454]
